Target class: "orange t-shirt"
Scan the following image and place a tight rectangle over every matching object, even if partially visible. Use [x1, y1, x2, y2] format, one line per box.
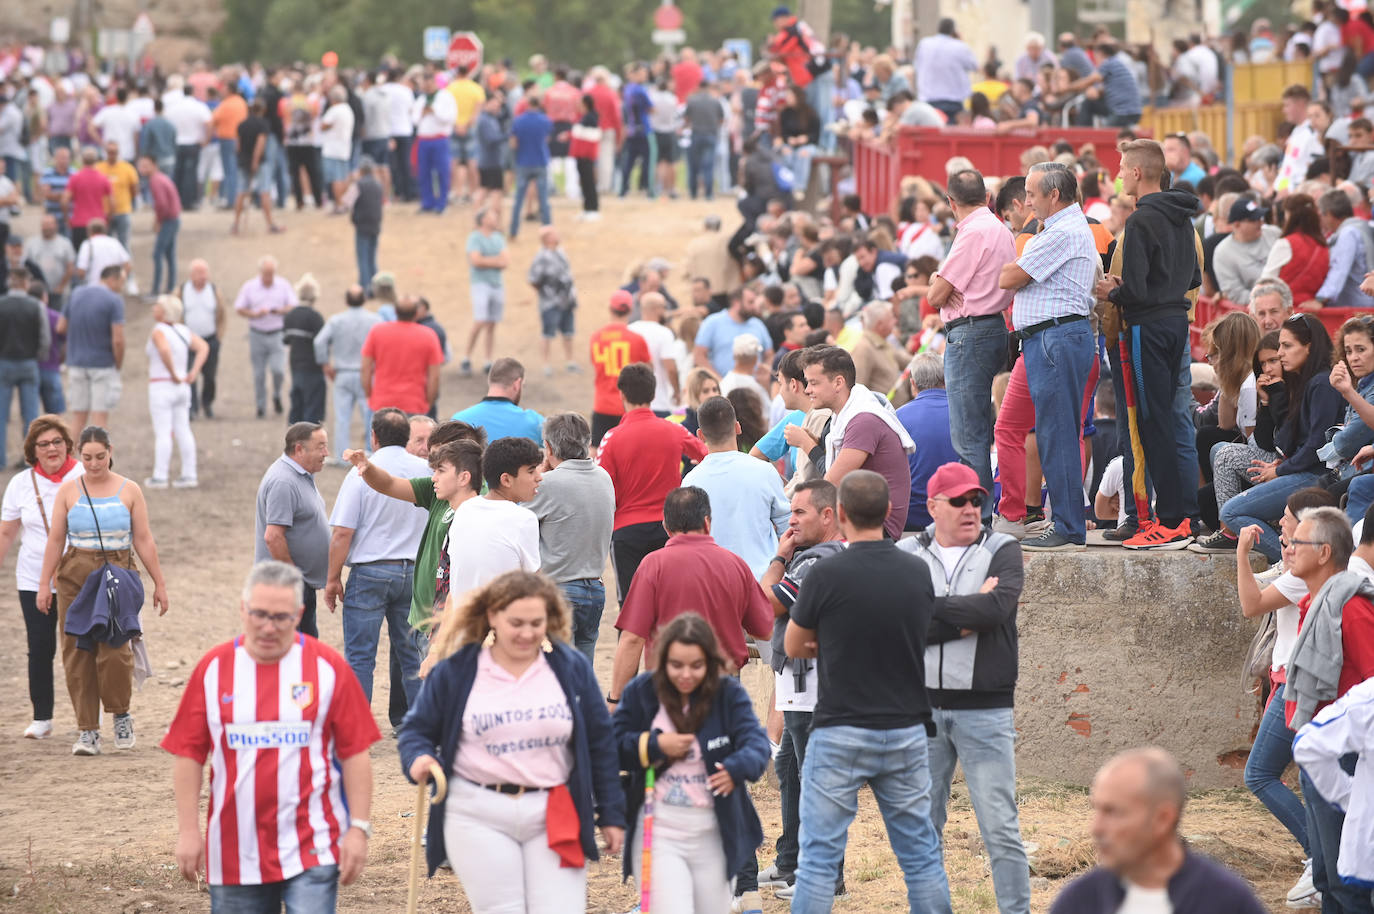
[211, 95, 249, 141]
[589, 323, 651, 415]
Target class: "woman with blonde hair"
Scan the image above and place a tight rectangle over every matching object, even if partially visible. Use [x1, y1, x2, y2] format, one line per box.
[681, 366, 722, 437]
[398, 570, 625, 913]
[144, 295, 209, 489]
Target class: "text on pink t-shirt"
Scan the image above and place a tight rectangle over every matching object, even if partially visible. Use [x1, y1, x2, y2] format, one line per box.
[454, 648, 573, 788]
[652, 704, 713, 808]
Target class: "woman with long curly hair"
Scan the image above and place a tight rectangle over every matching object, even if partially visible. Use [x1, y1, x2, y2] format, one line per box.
[397, 570, 625, 913]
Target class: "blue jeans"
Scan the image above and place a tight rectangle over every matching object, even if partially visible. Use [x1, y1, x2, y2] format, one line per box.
[1244, 683, 1308, 856]
[332, 369, 372, 459]
[780, 143, 816, 194]
[775, 709, 846, 886]
[509, 166, 550, 237]
[108, 212, 131, 252]
[946, 318, 1010, 521]
[152, 217, 179, 294]
[558, 578, 605, 662]
[209, 863, 339, 913]
[354, 232, 378, 291]
[1021, 321, 1095, 542]
[415, 136, 451, 212]
[687, 135, 717, 199]
[340, 562, 422, 705]
[268, 135, 290, 207]
[927, 707, 1030, 914]
[1302, 761, 1373, 914]
[1220, 471, 1320, 562]
[1348, 474, 1374, 527]
[805, 71, 836, 152]
[0, 358, 40, 466]
[39, 366, 65, 415]
[4, 156, 28, 202]
[218, 137, 239, 205]
[792, 724, 952, 914]
[1172, 343, 1201, 524]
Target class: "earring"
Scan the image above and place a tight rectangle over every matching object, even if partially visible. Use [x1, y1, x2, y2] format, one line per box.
[483, 629, 495, 648]
[541, 638, 553, 653]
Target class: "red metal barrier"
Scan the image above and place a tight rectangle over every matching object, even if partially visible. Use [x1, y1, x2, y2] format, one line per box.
[1190, 298, 1374, 360]
[854, 125, 1142, 215]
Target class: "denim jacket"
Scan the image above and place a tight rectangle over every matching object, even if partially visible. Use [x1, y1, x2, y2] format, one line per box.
[1318, 371, 1374, 476]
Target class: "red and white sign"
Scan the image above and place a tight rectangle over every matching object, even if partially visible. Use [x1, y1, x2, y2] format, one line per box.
[447, 32, 483, 72]
[653, 4, 683, 30]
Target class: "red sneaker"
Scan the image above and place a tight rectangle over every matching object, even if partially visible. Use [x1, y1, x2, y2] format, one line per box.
[1124, 519, 1193, 551]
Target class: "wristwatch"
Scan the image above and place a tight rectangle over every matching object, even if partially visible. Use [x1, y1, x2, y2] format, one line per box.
[769, 555, 788, 567]
[349, 819, 373, 839]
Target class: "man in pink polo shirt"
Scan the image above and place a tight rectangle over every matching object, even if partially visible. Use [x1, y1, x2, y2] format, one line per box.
[925, 168, 1015, 523]
[66, 147, 112, 251]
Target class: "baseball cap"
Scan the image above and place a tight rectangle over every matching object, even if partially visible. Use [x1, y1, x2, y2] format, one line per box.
[609, 290, 634, 314]
[1228, 198, 1268, 223]
[771, 5, 792, 18]
[926, 462, 987, 500]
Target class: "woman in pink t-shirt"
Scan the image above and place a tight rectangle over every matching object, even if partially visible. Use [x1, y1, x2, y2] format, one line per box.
[613, 613, 770, 914]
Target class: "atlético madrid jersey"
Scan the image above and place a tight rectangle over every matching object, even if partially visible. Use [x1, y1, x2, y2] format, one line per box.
[161, 634, 381, 886]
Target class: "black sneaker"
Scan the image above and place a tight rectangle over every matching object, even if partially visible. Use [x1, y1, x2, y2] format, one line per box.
[1188, 530, 1239, 554]
[273, 395, 283, 415]
[759, 864, 795, 889]
[1021, 523, 1087, 552]
[1101, 521, 1138, 543]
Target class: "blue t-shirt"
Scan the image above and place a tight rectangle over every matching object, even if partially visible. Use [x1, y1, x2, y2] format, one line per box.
[511, 111, 552, 168]
[756, 409, 805, 478]
[466, 230, 507, 288]
[696, 311, 772, 376]
[894, 389, 960, 531]
[623, 83, 652, 137]
[450, 397, 545, 444]
[64, 284, 125, 368]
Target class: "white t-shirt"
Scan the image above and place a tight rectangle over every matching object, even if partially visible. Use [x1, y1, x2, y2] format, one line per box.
[445, 496, 541, 600]
[127, 95, 154, 124]
[629, 319, 678, 413]
[1097, 455, 1129, 524]
[180, 280, 218, 339]
[929, 542, 973, 585]
[0, 175, 15, 225]
[1, 463, 85, 591]
[76, 235, 130, 285]
[898, 222, 945, 262]
[92, 104, 141, 161]
[165, 94, 212, 145]
[1261, 566, 1307, 671]
[775, 666, 818, 712]
[1119, 881, 1172, 914]
[319, 103, 355, 161]
[1237, 374, 1258, 438]
[1315, 20, 1345, 73]
[720, 370, 770, 416]
[384, 81, 415, 136]
[147, 322, 192, 383]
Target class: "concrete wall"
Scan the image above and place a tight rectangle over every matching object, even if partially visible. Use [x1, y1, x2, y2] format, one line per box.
[1015, 549, 1264, 788]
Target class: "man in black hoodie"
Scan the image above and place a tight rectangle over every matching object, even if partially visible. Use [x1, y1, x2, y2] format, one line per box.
[1097, 139, 1201, 550]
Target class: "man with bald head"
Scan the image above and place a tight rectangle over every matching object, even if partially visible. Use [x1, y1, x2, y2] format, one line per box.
[234, 255, 297, 418]
[629, 291, 680, 414]
[180, 259, 225, 419]
[1050, 747, 1266, 912]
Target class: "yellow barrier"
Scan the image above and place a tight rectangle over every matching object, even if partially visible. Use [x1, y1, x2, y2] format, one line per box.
[1232, 61, 1313, 104]
[1141, 99, 1289, 166]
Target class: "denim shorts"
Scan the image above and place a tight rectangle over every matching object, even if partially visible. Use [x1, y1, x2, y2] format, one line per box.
[322, 157, 350, 183]
[540, 307, 575, 338]
[238, 166, 270, 196]
[451, 132, 480, 164]
[209, 863, 339, 914]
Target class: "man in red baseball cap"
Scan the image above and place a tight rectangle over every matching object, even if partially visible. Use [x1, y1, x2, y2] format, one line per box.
[588, 289, 650, 448]
[896, 460, 1032, 914]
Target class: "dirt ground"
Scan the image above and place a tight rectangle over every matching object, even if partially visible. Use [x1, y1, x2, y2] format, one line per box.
[0, 190, 1304, 912]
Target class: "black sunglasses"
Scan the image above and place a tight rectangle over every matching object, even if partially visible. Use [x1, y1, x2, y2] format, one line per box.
[939, 493, 985, 508]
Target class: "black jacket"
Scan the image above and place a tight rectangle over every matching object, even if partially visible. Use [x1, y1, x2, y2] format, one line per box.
[1275, 372, 1346, 476]
[1109, 189, 1202, 322]
[1049, 850, 1267, 914]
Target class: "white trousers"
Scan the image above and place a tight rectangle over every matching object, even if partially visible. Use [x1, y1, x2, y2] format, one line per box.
[443, 778, 587, 914]
[596, 134, 617, 193]
[148, 382, 196, 481]
[630, 803, 729, 914]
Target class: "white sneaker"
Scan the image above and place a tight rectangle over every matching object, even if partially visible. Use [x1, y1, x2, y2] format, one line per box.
[143, 477, 170, 489]
[113, 713, 135, 750]
[24, 719, 53, 739]
[1287, 860, 1319, 907]
[72, 729, 101, 755]
[991, 515, 1026, 540]
[172, 477, 199, 489]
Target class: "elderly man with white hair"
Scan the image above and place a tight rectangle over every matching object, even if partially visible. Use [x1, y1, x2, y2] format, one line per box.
[234, 254, 298, 418]
[1014, 32, 1058, 82]
[720, 333, 771, 415]
[851, 301, 908, 402]
[1247, 277, 1293, 334]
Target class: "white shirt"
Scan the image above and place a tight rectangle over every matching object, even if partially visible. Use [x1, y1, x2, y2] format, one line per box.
[91, 103, 141, 160]
[629, 319, 678, 412]
[410, 90, 457, 138]
[1260, 566, 1307, 671]
[329, 446, 430, 563]
[1237, 374, 1258, 438]
[76, 234, 130, 284]
[127, 95, 154, 123]
[181, 279, 218, 338]
[899, 222, 944, 262]
[1097, 456, 1129, 525]
[164, 93, 212, 145]
[1, 462, 84, 590]
[1315, 20, 1345, 73]
[1119, 881, 1172, 914]
[147, 322, 192, 383]
[0, 175, 14, 224]
[319, 103, 355, 160]
[720, 370, 770, 416]
[445, 496, 540, 599]
[384, 81, 415, 136]
[775, 666, 818, 712]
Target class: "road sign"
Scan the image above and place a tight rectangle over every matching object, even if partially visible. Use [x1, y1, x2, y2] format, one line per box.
[132, 12, 155, 38]
[423, 27, 450, 61]
[652, 29, 686, 46]
[654, 4, 683, 30]
[723, 38, 752, 69]
[447, 32, 483, 72]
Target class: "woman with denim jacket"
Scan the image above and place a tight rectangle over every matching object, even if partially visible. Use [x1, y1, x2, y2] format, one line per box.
[613, 612, 769, 914]
[397, 570, 624, 913]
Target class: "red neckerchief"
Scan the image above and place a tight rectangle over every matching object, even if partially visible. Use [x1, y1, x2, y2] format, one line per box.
[33, 456, 76, 484]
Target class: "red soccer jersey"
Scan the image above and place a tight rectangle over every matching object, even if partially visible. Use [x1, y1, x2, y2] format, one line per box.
[596, 407, 708, 529]
[589, 322, 650, 415]
[160, 635, 381, 886]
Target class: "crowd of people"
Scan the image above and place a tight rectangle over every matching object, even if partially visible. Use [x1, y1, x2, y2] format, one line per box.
[7, 4, 1374, 914]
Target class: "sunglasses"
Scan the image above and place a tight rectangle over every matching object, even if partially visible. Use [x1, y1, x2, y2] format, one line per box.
[938, 492, 985, 508]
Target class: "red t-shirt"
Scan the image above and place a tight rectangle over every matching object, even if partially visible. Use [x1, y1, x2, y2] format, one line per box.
[67, 167, 111, 228]
[596, 407, 707, 529]
[589, 322, 650, 415]
[1343, 18, 1374, 56]
[1286, 592, 1374, 727]
[616, 532, 774, 669]
[360, 321, 444, 413]
[160, 635, 381, 886]
[671, 61, 703, 103]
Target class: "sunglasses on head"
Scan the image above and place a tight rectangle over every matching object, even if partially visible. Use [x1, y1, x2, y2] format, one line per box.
[940, 492, 984, 508]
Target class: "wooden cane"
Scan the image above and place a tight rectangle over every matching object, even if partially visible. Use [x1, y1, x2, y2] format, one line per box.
[406, 763, 448, 914]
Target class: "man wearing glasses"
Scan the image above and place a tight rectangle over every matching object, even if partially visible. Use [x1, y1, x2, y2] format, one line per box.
[898, 462, 1030, 914]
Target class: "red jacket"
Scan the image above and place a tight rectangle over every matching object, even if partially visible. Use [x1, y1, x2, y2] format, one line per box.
[588, 83, 623, 144]
[1280, 233, 1331, 305]
[767, 16, 825, 88]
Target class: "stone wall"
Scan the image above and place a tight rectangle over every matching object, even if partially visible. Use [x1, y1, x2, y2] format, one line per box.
[1015, 549, 1265, 789]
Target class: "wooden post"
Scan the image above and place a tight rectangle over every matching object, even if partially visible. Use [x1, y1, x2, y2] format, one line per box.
[799, 0, 831, 44]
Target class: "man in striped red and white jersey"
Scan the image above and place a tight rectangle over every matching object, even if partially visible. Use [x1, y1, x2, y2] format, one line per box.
[163, 561, 380, 910]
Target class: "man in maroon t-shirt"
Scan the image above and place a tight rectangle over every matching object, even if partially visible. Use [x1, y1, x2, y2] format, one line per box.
[66, 147, 112, 250]
[605, 485, 773, 709]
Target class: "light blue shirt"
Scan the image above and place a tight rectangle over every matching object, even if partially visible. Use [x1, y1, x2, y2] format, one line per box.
[914, 33, 978, 104]
[314, 306, 382, 370]
[755, 409, 805, 478]
[1316, 219, 1374, 309]
[467, 230, 507, 288]
[682, 450, 790, 579]
[451, 397, 545, 444]
[329, 445, 430, 564]
[696, 311, 772, 376]
[1012, 203, 1097, 330]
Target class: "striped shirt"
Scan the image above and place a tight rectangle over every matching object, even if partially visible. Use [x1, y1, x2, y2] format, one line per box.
[40, 167, 71, 222]
[1011, 203, 1097, 330]
[160, 635, 380, 886]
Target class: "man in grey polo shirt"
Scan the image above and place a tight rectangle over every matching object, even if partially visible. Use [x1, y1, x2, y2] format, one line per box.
[315, 284, 381, 463]
[525, 411, 615, 661]
[255, 422, 330, 638]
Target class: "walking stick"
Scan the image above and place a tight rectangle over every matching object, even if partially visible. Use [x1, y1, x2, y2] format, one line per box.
[640, 766, 655, 913]
[406, 762, 448, 914]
